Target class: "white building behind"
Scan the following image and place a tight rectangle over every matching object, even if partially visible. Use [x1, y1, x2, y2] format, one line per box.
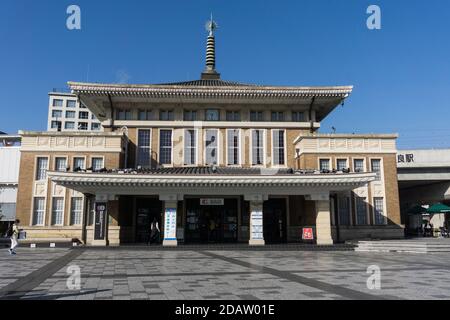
[0, 135, 21, 222]
[47, 91, 103, 132]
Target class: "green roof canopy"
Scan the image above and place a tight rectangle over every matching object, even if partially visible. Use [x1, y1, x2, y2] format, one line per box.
[426, 203, 450, 214]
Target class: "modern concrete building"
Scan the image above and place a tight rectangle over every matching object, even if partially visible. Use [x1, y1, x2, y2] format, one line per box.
[0, 134, 21, 228]
[47, 91, 103, 132]
[15, 18, 403, 246]
[397, 149, 450, 232]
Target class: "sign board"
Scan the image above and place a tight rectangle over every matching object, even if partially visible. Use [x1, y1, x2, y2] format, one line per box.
[200, 198, 224, 206]
[94, 202, 107, 240]
[302, 227, 314, 240]
[164, 208, 177, 241]
[251, 204, 263, 240]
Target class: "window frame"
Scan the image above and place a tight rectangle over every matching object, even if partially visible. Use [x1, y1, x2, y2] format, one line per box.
[205, 109, 220, 121]
[373, 197, 387, 225]
[35, 156, 49, 181]
[183, 129, 198, 166]
[73, 156, 86, 171]
[353, 158, 366, 173]
[203, 129, 220, 165]
[90, 156, 105, 171]
[54, 156, 68, 172]
[158, 128, 173, 166]
[32, 197, 46, 226]
[318, 158, 332, 171]
[226, 129, 241, 166]
[249, 111, 264, 122]
[159, 110, 174, 121]
[70, 197, 84, 226]
[335, 158, 349, 171]
[370, 158, 383, 182]
[136, 128, 152, 168]
[51, 197, 65, 226]
[250, 129, 266, 167]
[52, 99, 63, 107]
[66, 100, 77, 108]
[271, 129, 287, 167]
[355, 196, 369, 225]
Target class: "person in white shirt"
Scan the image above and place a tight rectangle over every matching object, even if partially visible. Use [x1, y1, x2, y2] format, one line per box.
[8, 219, 20, 255]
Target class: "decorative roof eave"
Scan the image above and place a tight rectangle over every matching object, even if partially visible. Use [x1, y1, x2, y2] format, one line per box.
[68, 82, 353, 100]
[48, 171, 375, 188]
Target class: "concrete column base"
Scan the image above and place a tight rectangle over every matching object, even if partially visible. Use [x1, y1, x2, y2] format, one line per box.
[316, 238, 333, 245]
[91, 240, 108, 246]
[163, 239, 178, 246]
[249, 239, 265, 246]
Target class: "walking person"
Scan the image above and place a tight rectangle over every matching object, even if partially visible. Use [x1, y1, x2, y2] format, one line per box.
[148, 217, 160, 245]
[8, 219, 20, 255]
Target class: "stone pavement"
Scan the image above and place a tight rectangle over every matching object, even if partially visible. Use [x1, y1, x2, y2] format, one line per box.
[1, 246, 450, 300]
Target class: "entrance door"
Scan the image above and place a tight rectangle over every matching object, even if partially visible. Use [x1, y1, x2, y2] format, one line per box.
[185, 198, 238, 243]
[263, 198, 287, 243]
[135, 198, 162, 243]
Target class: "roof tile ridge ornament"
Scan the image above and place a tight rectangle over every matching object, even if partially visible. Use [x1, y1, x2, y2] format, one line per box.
[201, 14, 221, 80]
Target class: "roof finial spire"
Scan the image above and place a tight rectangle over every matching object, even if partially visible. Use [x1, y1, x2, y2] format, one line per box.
[202, 14, 220, 80]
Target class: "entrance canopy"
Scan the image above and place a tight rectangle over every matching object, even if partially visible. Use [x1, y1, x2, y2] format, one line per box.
[48, 167, 375, 198]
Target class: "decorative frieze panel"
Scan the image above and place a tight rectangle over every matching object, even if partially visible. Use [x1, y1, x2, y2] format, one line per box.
[34, 182, 47, 197]
[296, 135, 397, 154]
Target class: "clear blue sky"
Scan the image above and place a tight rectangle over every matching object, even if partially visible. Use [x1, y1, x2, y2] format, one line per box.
[1, 0, 449, 149]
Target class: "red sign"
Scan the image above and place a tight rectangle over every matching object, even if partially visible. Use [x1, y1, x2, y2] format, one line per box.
[302, 228, 314, 240]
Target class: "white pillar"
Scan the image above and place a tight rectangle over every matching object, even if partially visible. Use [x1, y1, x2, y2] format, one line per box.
[249, 200, 265, 246]
[315, 200, 333, 245]
[162, 200, 178, 246]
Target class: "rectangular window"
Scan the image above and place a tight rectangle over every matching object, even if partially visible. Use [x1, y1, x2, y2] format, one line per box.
[184, 130, 197, 165]
[356, 197, 368, 225]
[66, 100, 77, 108]
[32, 197, 45, 226]
[70, 197, 83, 225]
[371, 159, 382, 181]
[91, 157, 104, 171]
[338, 196, 351, 226]
[36, 157, 48, 180]
[226, 111, 240, 121]
[205, 129, 218, 165]
[183, 110, 197, 121]
[66, 111, 76, 118]
[91, 114, 97, 120]
[78, 122, 88, 130]
[159, 130, 172, 164]
[272, 130, 285, 165]
[227, 129, 240, 165]
[116, 109, 132, 120]
[205, 109, 220, 121]
[65, 122, 75, 130]
[55, 157, 67, 172]
[292, 111, 305, 122]
[52, 110, 62, 118]
[337, 159, 348, 171]
[354, 159, 365, 172]
[137, 129, 151, 167]
[250, 111, 263, 122]
[51, 197, 64, 226]
[374, 197, 385, 225]
[73, 157, 85, 171]
[319, 159, 331, 171]
[271, 111, 284, 122]
[159, 110, 174, 121]
[91, 123, 101, 131]
[138, 110, 152, 121]
[51, 121, 61, 129]
[52, 99, 63, 107]
[251, 129, 264, 165]
[79, 111, 89, 119]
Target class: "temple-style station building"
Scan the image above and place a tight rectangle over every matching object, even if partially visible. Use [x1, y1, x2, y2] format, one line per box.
[16, 18, 403, 246]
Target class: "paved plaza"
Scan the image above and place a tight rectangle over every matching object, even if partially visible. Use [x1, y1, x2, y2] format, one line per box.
[0, 246, 450, 300]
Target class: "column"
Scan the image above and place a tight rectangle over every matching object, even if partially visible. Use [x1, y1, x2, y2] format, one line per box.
[162, 199, 178, 246]
[315, 200, 333, 245]
[249, 200, 265, 246]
